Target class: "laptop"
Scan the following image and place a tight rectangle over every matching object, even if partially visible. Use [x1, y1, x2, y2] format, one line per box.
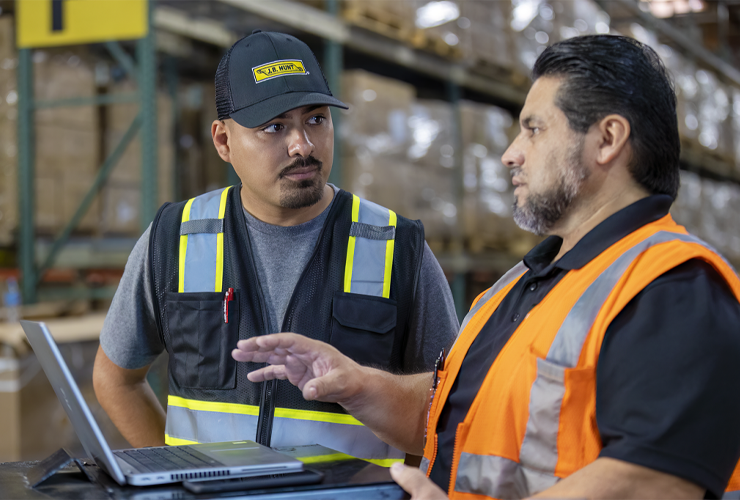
[21, 320, 303, 486]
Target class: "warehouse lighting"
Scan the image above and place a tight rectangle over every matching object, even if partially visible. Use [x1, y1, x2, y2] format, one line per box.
[415, 1, 460, 29]
[511, 0, 543, 32]
[362, 89, 377, 102]
[443, 32, 459, 46]
[595, 22, 610, 34]
[641, 0, 705, 18]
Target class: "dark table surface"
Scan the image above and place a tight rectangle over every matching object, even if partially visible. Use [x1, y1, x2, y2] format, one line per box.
[0, 455, 409, 500]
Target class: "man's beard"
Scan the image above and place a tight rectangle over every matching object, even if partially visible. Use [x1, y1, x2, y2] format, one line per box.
[278, 156, 325, 209]
[512, 138, 588, 236]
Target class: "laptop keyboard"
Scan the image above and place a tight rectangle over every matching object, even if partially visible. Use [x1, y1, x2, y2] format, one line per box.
[114, 446, 223, 473]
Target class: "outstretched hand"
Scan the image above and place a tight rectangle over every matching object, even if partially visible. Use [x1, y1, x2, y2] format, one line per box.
[232, 333, 361, 404]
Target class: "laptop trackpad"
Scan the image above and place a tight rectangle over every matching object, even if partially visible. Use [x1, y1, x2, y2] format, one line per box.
[193, 442, 301, 469]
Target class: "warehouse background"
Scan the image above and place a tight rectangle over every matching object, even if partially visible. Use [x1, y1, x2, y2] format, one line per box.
[0, 0, 739, 462]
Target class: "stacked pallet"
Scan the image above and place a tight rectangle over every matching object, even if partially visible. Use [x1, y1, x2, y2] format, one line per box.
[672, 171, 740, 263]
[0, 16, 17, 246]
[102, 80, 174, 235]
[0, 21, 175, 244]
[622, 23, 738, 173]
[340, 69, 539, 253]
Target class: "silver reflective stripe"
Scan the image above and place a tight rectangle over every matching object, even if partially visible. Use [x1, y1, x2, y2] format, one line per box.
[722, 490, 740, 499]
[166, 406, 403, 460]
[420, 456, 431, 475]
[350, 198, 394, 297]
[454, 452, 558, 499]
[517, 231, 714, 480]
[182, 188, 228, 293]
[350, 221, 395, 240]
[451, 261, 528, 352]
[180, 218, 223, 235]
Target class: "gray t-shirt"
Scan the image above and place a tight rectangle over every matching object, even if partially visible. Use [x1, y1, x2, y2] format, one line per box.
[100, 188, 459, 373]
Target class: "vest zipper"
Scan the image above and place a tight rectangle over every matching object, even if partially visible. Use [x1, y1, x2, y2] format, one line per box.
[254, 191, 346, 447]
[427, 434, 438, 478]
[237, 191, 278, 448]
[256, 379, 276, 446]
[448, 425, 463, 496]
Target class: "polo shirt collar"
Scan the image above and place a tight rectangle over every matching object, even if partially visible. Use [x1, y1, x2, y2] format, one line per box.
[523, 194, 674, 275]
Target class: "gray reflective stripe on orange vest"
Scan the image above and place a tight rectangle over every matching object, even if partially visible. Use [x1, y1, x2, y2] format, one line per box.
[165, 404, 404, 460]
[344, 194, 397, 298]
[450, 261, 528, 352]
[454, 231, 715, 499]
[722, 490, 740, 499]
[420, 456, 431, 475]
[455, 453, 558, 498]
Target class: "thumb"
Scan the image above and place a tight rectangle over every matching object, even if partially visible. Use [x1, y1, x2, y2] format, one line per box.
[390, 463, 445, 499]
[301, 364, 351, 402]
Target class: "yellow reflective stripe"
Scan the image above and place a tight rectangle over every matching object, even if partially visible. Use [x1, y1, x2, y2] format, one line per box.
[382, 210, 397, 299]
[167, 395, 260, 416]
[364, 458, 404, 467]
[178, 198, 195, 293]
[344, 194, 361, 293]
[165, 434, 199, 446]
[297, 453, 355, 464]
[274, 407, 364, 426]
[214, 186, 232, 293]
[167, 396, 363, 426]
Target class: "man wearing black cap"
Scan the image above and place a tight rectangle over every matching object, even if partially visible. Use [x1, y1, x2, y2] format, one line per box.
[92, 30, 458, 465]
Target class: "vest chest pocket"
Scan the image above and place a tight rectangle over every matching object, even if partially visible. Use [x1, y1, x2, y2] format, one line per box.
[330, 291, 397, 368]
[164, 291, 239, 390]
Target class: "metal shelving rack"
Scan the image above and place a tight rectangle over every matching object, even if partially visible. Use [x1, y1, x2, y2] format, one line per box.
[16, 2, 159, 304]
[13, 0, 740, 310]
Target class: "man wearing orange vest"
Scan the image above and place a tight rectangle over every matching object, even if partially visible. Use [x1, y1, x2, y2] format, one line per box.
[232, 35, 740, 499]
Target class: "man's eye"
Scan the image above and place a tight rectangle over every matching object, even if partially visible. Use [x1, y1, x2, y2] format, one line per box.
[263, 123, 283, 133]
[308, 115, 325, 125]
[528, 127, 540, 136]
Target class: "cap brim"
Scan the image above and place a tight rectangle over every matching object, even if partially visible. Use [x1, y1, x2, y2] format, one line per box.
[229, 92, 349, 128]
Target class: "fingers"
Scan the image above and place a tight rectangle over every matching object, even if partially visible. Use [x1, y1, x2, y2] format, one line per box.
[246, 365, 288, 383]
[390, 463, 448, 500]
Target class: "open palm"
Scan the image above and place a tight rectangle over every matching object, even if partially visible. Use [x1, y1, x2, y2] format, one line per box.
[232, 333, 359, 403]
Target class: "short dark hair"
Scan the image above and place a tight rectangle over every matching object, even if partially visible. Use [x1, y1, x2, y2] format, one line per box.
[532, 35, 680, 199]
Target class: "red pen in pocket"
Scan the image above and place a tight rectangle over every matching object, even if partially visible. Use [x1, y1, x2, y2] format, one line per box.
[223, 288, 234, 323]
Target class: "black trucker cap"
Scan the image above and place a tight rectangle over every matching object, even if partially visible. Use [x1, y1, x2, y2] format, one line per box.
[215, 30, 348, 128]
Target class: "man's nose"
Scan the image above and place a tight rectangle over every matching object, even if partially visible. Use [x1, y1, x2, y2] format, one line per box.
[501, 138, 524, 169]
[287, 127, 314, 158]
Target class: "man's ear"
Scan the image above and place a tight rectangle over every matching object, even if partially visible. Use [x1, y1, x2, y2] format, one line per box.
[212, 120, 231, 163]
[595, 114, 631, 166]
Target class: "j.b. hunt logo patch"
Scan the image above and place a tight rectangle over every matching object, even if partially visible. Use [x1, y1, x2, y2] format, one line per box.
[252, 59, 307, 83]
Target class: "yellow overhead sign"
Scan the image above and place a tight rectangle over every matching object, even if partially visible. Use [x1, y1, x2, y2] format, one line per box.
[17, 0, 148, 48]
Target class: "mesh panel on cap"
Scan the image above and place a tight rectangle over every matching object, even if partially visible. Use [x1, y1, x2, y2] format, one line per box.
[215, 46, 235, 120]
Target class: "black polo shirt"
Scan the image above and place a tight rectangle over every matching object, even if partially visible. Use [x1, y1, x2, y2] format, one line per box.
[429, 195, 740, 498]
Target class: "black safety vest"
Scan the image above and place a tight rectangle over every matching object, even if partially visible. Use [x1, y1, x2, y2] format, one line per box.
[149, 185, 424, 462]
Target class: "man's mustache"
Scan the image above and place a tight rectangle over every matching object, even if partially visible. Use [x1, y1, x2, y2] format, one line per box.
[279, 156, 322, 178]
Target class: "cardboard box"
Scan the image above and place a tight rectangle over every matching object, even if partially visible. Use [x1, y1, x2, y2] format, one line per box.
[62, 173, 101, 232]
[0, 16, 15, 59]
[102, 183, 140, 235]
[340, 70, 416, 161]
[35, 174, 61, 231]
[35, 124, 99, 177]
[459, 0, 514, 69]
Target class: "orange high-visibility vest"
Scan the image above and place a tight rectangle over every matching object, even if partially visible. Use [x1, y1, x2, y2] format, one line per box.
[421, 215, 740, 499]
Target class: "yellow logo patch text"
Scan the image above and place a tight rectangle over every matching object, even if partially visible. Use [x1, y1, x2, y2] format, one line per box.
[252, 60, 307, 83]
